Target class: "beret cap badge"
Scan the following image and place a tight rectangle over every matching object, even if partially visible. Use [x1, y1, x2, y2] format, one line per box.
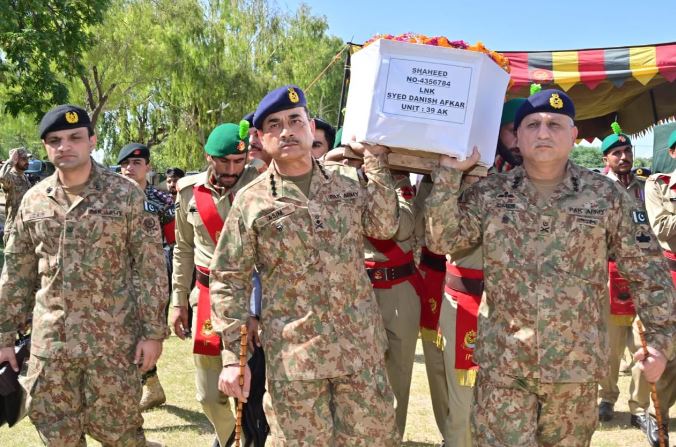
[65, 111, 79, 124]
[288, 87, 300, 104]
[549, 93, 564, 109]
[237, 140, 246, 152]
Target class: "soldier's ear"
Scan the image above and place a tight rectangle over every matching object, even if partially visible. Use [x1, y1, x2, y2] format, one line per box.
[89, 134, 97, 152]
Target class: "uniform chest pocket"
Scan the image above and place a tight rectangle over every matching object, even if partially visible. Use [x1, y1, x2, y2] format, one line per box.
[483, 208, 533, 267]
[559, 213, 607, 283]
[24, 211, 60, 248]
[254, 204, 315, 272]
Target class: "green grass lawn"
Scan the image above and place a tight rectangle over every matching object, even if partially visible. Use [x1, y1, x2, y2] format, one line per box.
[0, 337, 668, 446]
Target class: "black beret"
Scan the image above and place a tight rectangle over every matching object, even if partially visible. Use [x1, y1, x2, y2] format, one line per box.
[313, 117, 336, 148]
[39, 104, 92, 139]
[253, 85, 307, 129]
[514, 89, 575, 129]
[117, 143, 150, 164]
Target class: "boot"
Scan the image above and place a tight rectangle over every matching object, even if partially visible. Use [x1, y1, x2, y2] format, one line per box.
[598, 401, 614, 422]
[140, 374, 166, 411]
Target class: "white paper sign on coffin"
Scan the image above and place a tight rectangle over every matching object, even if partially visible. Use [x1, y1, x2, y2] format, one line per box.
[341, 39, 510, 167]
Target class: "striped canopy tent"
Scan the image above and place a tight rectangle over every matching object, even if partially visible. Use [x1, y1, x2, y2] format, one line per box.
[503, 42, 676, 140]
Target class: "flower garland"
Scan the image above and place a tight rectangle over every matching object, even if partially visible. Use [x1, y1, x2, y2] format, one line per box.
[362, 33, 510, 75]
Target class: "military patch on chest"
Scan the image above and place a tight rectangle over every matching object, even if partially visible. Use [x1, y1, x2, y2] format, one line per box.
[327, 190, 360, 201]
[23, 210, 55, 221]
[254, 204, 295, 228]
[575, 216, 599, 227]
[635, 230, 653, 250]
[142, 216, 161, 238]
[567, 206, 607, 217]
[87, 208, 123, 218]
[632, 210, 648, 225]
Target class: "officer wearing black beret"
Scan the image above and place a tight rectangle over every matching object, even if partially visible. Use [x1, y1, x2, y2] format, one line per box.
[38, 104, 93, 139]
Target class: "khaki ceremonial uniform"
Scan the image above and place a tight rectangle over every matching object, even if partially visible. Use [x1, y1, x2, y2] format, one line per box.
[642, 172, 676, 425]
[426, 162, 674, 446]
[0, 161, 169, 445]
[598, 172, 650, 415]
[171, 163, 261, 445]
[209, 156, 400, 446]
[0, 161, 31, 244]
[364, 174, 418, 438]
[417, 177, 474, 447]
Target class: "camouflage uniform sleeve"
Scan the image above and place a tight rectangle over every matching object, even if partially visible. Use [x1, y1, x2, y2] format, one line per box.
[645, 177, 676, 243]
[611, 191, 675, 360]
[393, 178, 416, 242]
[209, 201, 255, 366]
[361, 153, 399, 239]
[0, 205, 38, 347]
[128, 187, 170, 340]
[424, 165, 482, 255]
[0, 162, 13, 190]
[170, 190, 193, 307]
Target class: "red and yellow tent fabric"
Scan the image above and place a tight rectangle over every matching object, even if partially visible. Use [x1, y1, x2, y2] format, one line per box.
[503, 42, 676, 139]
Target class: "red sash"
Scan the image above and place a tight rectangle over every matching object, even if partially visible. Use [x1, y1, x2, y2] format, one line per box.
[193, 266, 221, 356]
[663, 250, 676, 286]
[364, 237, 426, 297]
[608, 261, 636, 326]
[418, 247, 446, 348]
[163, 219, 176, 245]
[192, 184, 228, 356]
[444, 264, 481, 386]
[193, 184, 228, 244]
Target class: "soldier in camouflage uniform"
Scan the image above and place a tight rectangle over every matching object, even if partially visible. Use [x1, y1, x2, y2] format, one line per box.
[118, 142, 175, 411]
[0, 147, 32, 244]
[419, 98, 526, 447]
[170, 122, 263, 447]
[597, 126, 652, 428]
[425, 89, 674, 446]
[0, 104, 169, 446]
[209, 85, 400, 446]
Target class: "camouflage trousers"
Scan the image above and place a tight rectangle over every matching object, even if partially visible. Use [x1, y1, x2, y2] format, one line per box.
[21, 354, 145, 446]
[471, 371, 598, 447]
[265, 364, 399, 446]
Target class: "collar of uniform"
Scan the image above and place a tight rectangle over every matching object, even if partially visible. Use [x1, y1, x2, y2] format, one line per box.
[267, 158, 330, 200]
[44, 157, 104, 197]
[510, 161, 583, 196]
[607, 170, 644, 191]
[668, 169, 676, 190]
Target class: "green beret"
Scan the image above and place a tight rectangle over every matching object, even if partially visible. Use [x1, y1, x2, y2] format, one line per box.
[205, 122, 249, 157]
[668, 129, 676, 150]
[501, 98, 526, 126]
[601, 133, 632, 154]
[601, 122, 632, 154]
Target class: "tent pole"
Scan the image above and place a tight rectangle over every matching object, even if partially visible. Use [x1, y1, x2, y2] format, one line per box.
[337, 43, 352, 129]
[649, 89, 659, 124]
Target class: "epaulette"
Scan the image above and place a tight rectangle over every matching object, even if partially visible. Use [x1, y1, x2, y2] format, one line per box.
[176, 172, 203, 192]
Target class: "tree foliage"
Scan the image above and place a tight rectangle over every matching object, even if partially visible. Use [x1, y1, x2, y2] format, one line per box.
[570, 146, 603, 168]
[0, 0, 110, 117]
[66, 0, 345, 170]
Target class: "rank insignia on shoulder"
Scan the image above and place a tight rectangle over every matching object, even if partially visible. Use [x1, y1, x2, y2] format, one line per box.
[632, 210, 648, 224]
